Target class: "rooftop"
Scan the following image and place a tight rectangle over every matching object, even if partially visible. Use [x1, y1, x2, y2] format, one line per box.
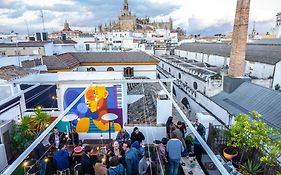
[43, 52, 159, 70]
[0, 41, 51, 48]
[176, 43, 281, 65]
[53, 40, 77, 44]
[212, 82, 281, 131]
[0, 65, 38, 81]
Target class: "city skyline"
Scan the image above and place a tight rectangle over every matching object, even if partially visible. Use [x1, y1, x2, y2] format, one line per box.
[0, 0, 280, 35]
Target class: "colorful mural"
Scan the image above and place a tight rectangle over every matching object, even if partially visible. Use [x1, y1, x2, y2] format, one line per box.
[63, 85, 123, 133]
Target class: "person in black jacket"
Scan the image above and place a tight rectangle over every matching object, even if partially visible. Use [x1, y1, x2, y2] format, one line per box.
[130, 127, 145, 144]
[81, 145, 95, 175]
[68, 128, 79, 146]
[48, 127, 66, 148]
[166, 116, 173, 139]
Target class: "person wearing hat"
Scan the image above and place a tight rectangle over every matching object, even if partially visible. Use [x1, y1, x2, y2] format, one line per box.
[130, 127, 145, 145]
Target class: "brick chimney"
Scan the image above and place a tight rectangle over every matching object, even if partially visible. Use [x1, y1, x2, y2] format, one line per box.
[228, 0, 251, 77]
[223, 0, 251, 93]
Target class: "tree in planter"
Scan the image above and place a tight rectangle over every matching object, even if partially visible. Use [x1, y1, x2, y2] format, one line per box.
[11, 117, 33, 154]
[11, 108, 52, 154]
[29, 107, 52, 135]
[227, 111, 281, 167]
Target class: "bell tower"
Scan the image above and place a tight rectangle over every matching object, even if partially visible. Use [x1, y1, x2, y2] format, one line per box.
[122, 0, 130, 16]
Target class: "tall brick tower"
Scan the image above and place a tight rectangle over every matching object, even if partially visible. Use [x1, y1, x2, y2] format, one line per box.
[228, 0, 251, 77]
[223, 0, 251, 93]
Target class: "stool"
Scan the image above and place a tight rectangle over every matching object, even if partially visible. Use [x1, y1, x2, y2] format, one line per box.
[74, 163, 82, 175]
[56, 168, 70, 175]
[26, 165, 39, 175]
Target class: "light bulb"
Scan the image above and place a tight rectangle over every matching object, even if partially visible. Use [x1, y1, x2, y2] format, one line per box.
[44, 158, 48, 162]
[23, 161, 28, 167]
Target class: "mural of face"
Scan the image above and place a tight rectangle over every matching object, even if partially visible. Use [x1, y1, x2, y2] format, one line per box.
[85, 86, 108, 113]
[64, 85, 123, 133]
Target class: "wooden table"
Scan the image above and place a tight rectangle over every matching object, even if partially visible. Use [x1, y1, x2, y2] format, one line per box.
[47, 142, 110, 158]
[181, 157, 205, 175]
[72, 144, 109, 157]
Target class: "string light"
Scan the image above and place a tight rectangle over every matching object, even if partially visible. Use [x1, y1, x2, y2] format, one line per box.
[45, 124, 49, 127]
[51, 109, 55, 112]
[44, 158, 48, 163]
[23, 161, 28, 167]
[51, 96, 56, 100]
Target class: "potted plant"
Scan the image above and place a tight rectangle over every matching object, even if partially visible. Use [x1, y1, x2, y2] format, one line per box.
[223, 147, 238, 160]
[240, 160, 263, 175]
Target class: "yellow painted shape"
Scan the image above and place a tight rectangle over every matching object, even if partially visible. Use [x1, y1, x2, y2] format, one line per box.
[114, 123, 122, 132]
[93, 119, 110, 131]
[76, 118, 90, 132]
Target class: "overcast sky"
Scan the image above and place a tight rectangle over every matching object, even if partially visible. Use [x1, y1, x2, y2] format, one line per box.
[0, 0, 280, 35]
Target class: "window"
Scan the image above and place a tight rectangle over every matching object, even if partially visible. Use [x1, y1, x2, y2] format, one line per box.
[157, 74, 160, 79]
[124, 67, 134, 77]
[169, 68, 171, 73]
[193, 82, 198, 90]
[178, 72, 181, 79]
[107, 67, 114, 71]
[87, 67, 96, 71]
[162, 64, 164, 68]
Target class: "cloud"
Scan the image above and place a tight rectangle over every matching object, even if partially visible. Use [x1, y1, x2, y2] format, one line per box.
[0, 0, 280, 35]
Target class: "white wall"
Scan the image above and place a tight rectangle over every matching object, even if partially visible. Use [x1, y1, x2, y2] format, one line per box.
[160, 61, 207, 94]
[0, 55, 41, 67]
[175, 49, 275, 81]
[273, 61, 281, 88]
[44, 43, 54, 56]
[53, 45, 76, 54]
[156, 99, 172, 124]
[78, 126, 166, 144]
[77, 65, 157, 79]
[251, 79, 273, 88]
[158, 70, 230, 127]
[245, 61, 275, 79]
[0, 105, 21, 121]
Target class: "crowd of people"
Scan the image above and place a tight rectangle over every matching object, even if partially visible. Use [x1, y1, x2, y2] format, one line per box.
[165, 116, 206, 175]
[31, 117, 206, 175]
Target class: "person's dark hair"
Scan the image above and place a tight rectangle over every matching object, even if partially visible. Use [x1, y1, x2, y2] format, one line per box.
[197, 125, 204, 136]
[84, 145, 93, 154]
[96, 154, 104, 163]
[171, 132, 177, 138]
[53, 127, 58, 130]
[109, 156, 119, 167]
[177, 121, 182, 125]
[168, 116, 173, 120]
[58, 143, 64, 150]
[133, 127, 138, 132]
[161, 137, 168, 145]
[123, 141, 131, 148]
[144, 151, 150, 158]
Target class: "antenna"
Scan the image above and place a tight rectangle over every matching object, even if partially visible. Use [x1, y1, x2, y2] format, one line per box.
[24, 20, 30, 38]
[40, 10, 46, 31]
